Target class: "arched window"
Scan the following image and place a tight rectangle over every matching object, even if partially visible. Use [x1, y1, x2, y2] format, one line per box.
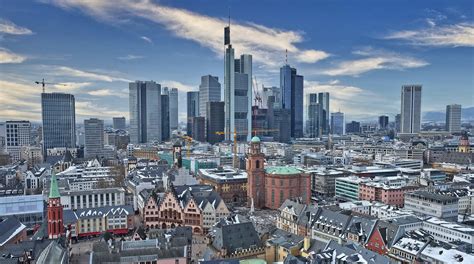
[256, 160, 260, 169]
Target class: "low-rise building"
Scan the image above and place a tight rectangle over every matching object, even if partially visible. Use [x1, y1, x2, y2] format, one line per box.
[60, 187, 126, 210]
[0, 216, 27, 247]
[305, 168, 345, 197]
[198, 167, 247, 205]
[404, 191, 459, 220]
[422, 217, 474, 247]
[335, 176, 369, 201]
[0, 194, 44, 227]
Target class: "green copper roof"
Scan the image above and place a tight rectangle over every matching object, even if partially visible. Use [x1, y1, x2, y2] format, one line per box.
[251, 136, 261, 143]
[240, 259, 266, 264]
[49, 171, 60, 199]
[265, 166, 301, 175]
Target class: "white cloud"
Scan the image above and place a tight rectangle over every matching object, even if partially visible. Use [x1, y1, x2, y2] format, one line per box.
[140, 36, 153, 44]
[76, 101, 128, 119]
[0, 19, 33, 35]
[385, 22, 474, 47]
[161, 80, 196, 93]
[53, 82, 91, 90]
[304, 80, 398, 119]
[45, 0, 329, 67]
[0, 47, 27, 63]
[50, 66, 132, 82]
[87, 88, 127, 98]
[117, 54, 144, 60]
[321, 49, 428, 76]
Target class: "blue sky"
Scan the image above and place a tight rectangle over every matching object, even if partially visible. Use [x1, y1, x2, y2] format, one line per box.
[0, 0, 473, 123]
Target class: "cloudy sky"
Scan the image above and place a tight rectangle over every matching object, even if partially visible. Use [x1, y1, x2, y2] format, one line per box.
[1, 0, 473, 123]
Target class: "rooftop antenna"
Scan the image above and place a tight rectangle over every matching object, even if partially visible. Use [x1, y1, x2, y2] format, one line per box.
[285, 49, 288, 65]
[228, 6, 231, 27]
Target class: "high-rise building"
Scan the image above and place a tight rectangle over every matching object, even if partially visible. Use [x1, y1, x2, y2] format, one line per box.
[187, 91, 200, 136]
[41, 93, 76, 155]
[206, 102, 225, 144]
[395, 114, 401, 132]
[5, 120, 31, 161]
[191, 116, 206, 142]
[129, 81, 162, 143]
[318, 92, 330, 135]
[331, 112, 345, 135]
[112, 117, 126, 130]
[400, 85, 422, 134]
[280, 65, 304, 138]
[84, 118, 104, 158]
[446, 104, 461, 133]
[161, 93, 170, 141]
[346, 121, 361, 134]
[307, 94, 321, 137]
[378, 115, 389, 130]
[169, 88, 179, 130]
[224, 25, 252, 142]
[199, 75, 221, 121]
[262, 86, 281, 109]
[272, 109, 291, 143]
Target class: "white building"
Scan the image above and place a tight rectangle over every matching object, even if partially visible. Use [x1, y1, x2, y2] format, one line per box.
[404, 191, 459, 220]
[422, 217, 474, 247]
[5, 121, 31, 161]
[60, 187, 126, 210]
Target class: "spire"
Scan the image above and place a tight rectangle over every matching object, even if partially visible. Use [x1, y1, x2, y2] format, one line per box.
[285, 49, 288, 65]
[49, 171, 60, 199]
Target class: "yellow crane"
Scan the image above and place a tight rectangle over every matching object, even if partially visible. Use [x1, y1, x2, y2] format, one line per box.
[215, 128, 279, 168]
[177, 134, 193, 158]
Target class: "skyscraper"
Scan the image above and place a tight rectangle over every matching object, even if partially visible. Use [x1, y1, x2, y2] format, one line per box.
[206, 101, 225, 144]
[191, 116, 206, 142]
[378, 115, 389, 130]
[224, 25, 252, 142]
[129, 81, 162, 143]
[199, 75, 221, 121]
[400, 85, 422, 134]
[112, 117, 126, 130]
[331, 112, 345, 135]
[84, 118, 104, 158]
[169, 88, 179, 130]
[446, 104, 462, 133]
[161, 93, 170, 141]
[307, 93, 321, 137]
[395, 114, 401, 133]
[346, 121, 361, 134]
[318, 92, 330, 135]
[187, 91, 200, 136]
[5, 120, 31, 161]
[262, 86, 281, 109]
[41, 93, 76, 155]
[280, 65, 304, 138]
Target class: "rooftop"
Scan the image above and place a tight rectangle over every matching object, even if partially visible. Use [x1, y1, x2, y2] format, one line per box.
[265, 166, 301, 175]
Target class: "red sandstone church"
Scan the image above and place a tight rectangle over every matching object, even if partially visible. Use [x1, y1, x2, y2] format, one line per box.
[247, 136, 311, 210]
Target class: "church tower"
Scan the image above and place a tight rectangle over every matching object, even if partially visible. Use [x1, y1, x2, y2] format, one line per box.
[246, 136, 266, 209]
[458, 131, 470, 153]
[47, 172, 63, 239]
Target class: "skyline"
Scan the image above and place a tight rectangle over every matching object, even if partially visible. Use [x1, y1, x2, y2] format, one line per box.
[1, 0, 473, 123]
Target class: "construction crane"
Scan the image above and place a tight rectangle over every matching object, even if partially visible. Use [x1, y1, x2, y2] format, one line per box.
[34, 78, 67, 93]
[177, 134, 193, 158]
[252, 76, 263, 108]
[215, 128, 280, 168]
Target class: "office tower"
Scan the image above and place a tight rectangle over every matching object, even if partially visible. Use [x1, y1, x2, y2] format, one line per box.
[280, 65, 304, 138]
[331, 112, 345, 135]
[346, 121, 361, 134]
[262, 86, 281, 109]
[400, 85, 422, 134]
[84, 118, 104, 158]
[187, 91, 200, 136]
[395, 114, 401, 132]
[41, 93, 76, 155]
[272, 109, 291, 143]
[307, 94, 321, 137]
[199, 75, 221, 121]
[446, 104, 462, 133]
[169, 88, 179, 130]
[252, 106, 268, 138]
[318, 92, 330, 135]
[129, 81, 162, 144]
[112, 117, 126, 130]
[207, 102, 225, 144]
[378, 115, 389, 130]
[191, 117, 206, 142]
[161, 93, 170, 141]
[5, 120, 31, 161]
[0, 123, 5, 153]
[224, 25, 252, 142]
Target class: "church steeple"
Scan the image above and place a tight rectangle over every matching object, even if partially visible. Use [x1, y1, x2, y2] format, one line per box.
[49, 171, 60, 199]
[48, 171, 63, 239]
[246, 136, 266, 209]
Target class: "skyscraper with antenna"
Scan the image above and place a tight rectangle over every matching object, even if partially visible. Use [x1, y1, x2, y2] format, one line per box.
[224, 15, 252, 141]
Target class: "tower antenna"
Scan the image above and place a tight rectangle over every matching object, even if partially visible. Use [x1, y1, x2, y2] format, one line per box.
[228, 6, 231, 27]
[285, 49, 288, 65]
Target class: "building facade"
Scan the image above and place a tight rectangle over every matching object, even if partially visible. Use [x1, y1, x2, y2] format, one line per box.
[206, 101, 225, 144]
[446, 104, 461, 133]
[281, 65, 304, 138]
[112, 117, 126, 130]
[41, 93, 76, 155]
[400, 85, 422, 134]
[404, 191, 458, 220]
[199, 75, 221, 121]
[5, 120, 31, 161]
[331, 112, 345, 135]
[186, 91, 200, 136]
[84, 118, 104, 158]
[129, 81, 162, 143]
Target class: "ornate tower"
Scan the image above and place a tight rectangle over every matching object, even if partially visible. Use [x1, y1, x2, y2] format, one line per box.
[47, 172, 63, 239]
[246, 136, 266, 209]
[458, 131, 470, 153]
[173, 142, 182, 168]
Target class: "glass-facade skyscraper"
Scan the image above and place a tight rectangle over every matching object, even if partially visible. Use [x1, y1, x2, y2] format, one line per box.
[446, 104, 461, 133]
[41, 93, 76, 155]
[187, 91, 200, 136]
[199, 75, 221, 121]
[331, 112, 345, 135]
[84, 118, 104, 158]
[280, 65, 303, 138]
[129, 81, 162, 143]
[400, 85, 422, 134]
